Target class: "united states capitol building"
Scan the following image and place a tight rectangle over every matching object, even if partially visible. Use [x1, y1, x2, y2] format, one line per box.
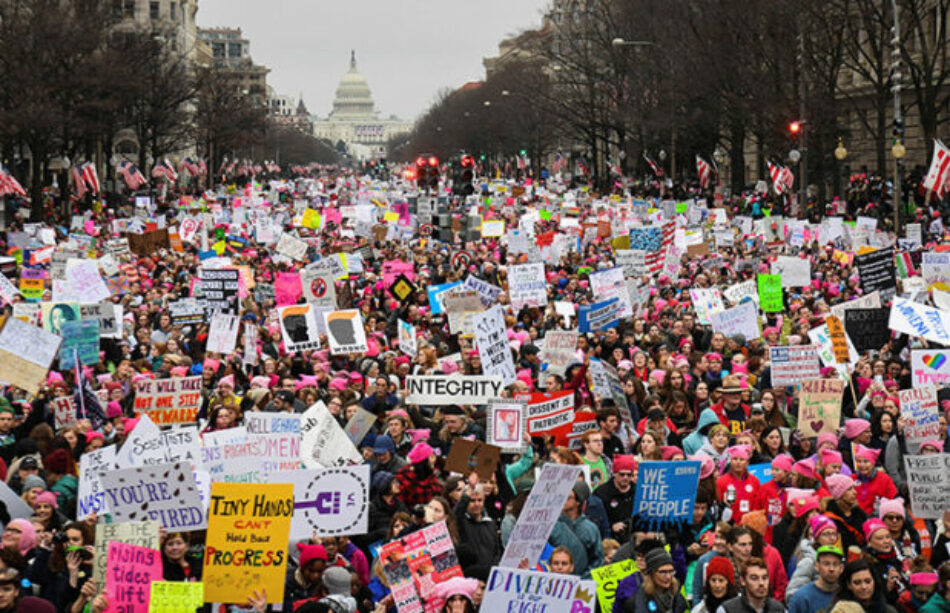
[310, 52, 412, 161]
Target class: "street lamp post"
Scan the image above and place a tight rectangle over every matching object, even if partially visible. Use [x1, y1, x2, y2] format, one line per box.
[891, 0, 905, 235]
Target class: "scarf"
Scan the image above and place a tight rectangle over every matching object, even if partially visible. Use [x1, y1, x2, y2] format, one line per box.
[653, 589, 676, 613]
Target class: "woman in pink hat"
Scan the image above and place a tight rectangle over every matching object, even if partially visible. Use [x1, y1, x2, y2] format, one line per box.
[852, 444, 897, 515]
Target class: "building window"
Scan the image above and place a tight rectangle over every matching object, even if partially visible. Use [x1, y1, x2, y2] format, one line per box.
[212, 43, 225, 58]
[170, 2, 177, 20]
[150, 1, 159, 19]
[123, 0, 134, 18]
[228, 42, 242, 58]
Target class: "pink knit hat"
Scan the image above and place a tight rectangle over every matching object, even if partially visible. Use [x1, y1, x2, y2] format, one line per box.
[771, 453, 794, 472]
[826, 474, 855, 499]
[217, 374, 235, 389]
[441, 360, 459, 375]
[816, 432, 838, 450]
[690, 453, 716, 479]
[843, 418, 871, 439]
[35, 491, 58, 510]
[408, 442, 435, 464]
[792, 458, 817, 479]
[919, 438, 945, 452]
[854, 444, 881, 464]
[433, 577, 479, 603]
[726, 445, 750, 460]
[809, 514, 836, 540]
[878, 497, 906, 519]
[819, 448, 843, 467]
[863, 517, 888, 541]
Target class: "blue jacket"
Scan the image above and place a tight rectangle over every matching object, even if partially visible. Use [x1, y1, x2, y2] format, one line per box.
[683, 409, 721, 456]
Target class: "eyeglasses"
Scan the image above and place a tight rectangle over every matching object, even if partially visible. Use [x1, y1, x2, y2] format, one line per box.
[2, 528, 20, 534]
[654, 568, 675, 575]
[883, 514, 902, 521]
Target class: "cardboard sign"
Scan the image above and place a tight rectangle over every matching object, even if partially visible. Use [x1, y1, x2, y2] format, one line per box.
[904, 454, 950, 519]
[272, 465, 370, 539]
[500, 463, 582, 568]
[757, 274, 783, 312]
[126, 229, 169, 256]
[844, 308, 891, 352]
[203, 482, 293, 604]
[769, 345, 821, 387]
[591, 560, 636, 613]
[133, 376, 202, 425]
[0, 317, 62, 394]
[94, 521, 161, 585]
[322, 309, 368, 355]
[633, 460, 701, 528]
[105, 542, 163, 613]
[798, 379, 845, 438]
[910, 350, 950, 387]
[446, 438, 501, 480]
[404, 375, 505, 405]
[825, 315, 851, 364]
[99, 461, 206, 531]
[898, 387, 941, 455]
[473, 305, 516, 386]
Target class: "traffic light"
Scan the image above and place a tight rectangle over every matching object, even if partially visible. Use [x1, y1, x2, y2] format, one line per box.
[415, 156, 427, 189]
[458, 155, 475, 196]
[788, 121, 801, 137]
[427, 155, 439, 189]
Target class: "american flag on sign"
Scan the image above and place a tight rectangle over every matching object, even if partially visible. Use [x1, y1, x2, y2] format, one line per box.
[117, 161, 147, 190]
[80, 162, 100, 194]
[71, 166, 87, 198]
[923, 140, 950, 198]
[0, 167, 27, 197]
[644, 154, 664, 177]
[630, 223, 675, 273]
[696, 155, 712, 189]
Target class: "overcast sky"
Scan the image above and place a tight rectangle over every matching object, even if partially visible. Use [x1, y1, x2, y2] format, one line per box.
[197, 1, 550, 122]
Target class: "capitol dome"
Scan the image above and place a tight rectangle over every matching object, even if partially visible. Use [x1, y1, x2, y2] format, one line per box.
[329, 51, 379, 121]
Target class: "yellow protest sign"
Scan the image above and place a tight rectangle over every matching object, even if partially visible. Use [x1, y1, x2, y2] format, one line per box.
[203, 483, 293, 605]
[590, 559, 636, 613]
[826, 315, 850, 364]
[19, 278, 43, 301]
[149, 582, 203, 613]
[302, 208, 321, 229]
[383, 211, 399, 223]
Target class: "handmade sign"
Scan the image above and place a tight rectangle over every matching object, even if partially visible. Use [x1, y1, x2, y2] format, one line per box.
[825, 315, 850, 364]
[0, 317, 62, 394]
[904, 454, 950, 519]
[829, 291, 881, 321]
[397, 319, 417, 358]
[633, 460, 701, 528]
[132, 376, 202, 425]
[105, 541, 163, 613]
[578, 298, 621, 333]
[590, 559, 637, 613]
[59, 319, 100, 370]
[500, 463, 582, 568]
[473, 305, 516, 385]
[843, 308, 891, 352]
[51, 395, 77, 428]
[446, 438, 501, 480]
[889, 298, 950, 346]
[300, 401, 363, 468]
[507, 262, 547, 310]
[768, 345, 820, 387]
[301, 267, 337, 308]
[404, 375, 504, 405]
[482, 567, 594, 613]
[798, 379, 845, 437]
[271, 465, 370, 540]
[771, 256, 811, 287]
[149, 582, 204, 613]
[689, 288, 725, 325]
[322, 309, 369, 355]
[276, 304, 321, 353]
[898, 387, 941, 455]
[486, 401, 526, 452]
[541, 331, 577, 375]
[855, 246, 897, 300]
[77, 445, 117, 519]
[127, 229, 169, 256]
[462, 275, 502, 307]
[80, 301, 122, 339]
[709, 301, 761, 341]
[518, 390, 574, 441]
[114, 413, 165, 468]
[343, 407, 376, 446]
[168, 299, 204, 327]
[910, 350, 950, 387]
[203, 482, 294, 604]
[99, 462, 206, 531]
[93, 521, 161, 585]
[757, 274, 783, 312]
[206, 313, 240, 354]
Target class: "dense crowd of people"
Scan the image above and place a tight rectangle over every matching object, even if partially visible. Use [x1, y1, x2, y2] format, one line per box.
[0, 166, 947, 613]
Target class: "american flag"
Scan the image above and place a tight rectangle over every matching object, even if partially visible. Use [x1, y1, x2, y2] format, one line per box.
[71, 166, 87, 198]
[551, 152, 566, 174]
[80, 162, 100, 194]
[768, 161, 794, 195]
[117, 161, 148, 190]
[151, 158, 178, 182]
[265, 161, 281, 173]
[696, 155, 712, 189]
[179, 158, 200, 176]
[631, 222, 676, 273]
[73, 362, 105, 430]
[923, 140, 950, 198]
[644, 154, 664, 177]
[197, 159, 207, 176]
[0, 166, 26, 197]
[608, 160, 623, 176]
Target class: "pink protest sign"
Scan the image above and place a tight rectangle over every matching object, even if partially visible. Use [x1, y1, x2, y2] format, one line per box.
[382, 260, 415, 287]
[275, 272, 302, 306]
[105, 541, 162, 613]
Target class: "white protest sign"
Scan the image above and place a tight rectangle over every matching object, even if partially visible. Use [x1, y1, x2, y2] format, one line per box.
[404, 375, 505, 405]
[272, 465, 370, 540]
[772, 256, 811, 287]
[462, 276, 503, 308]
[115, 413, 166, 468]
[0, 480, 37, 519]
[473, 305, 516, 386]
[724, 280, 758, 305]
[542, 331, 577, 376]
[0, 317, 62, 394]
[829, 291, 882, 321]
[499, 463, 583, 568]
[590, 267, 632, 318]
[80, 302, 122, 340]
[904, 454, 950, 519]
[162, 425, 200, 468]
[323, 309, 368, 355]
[615, 249, 646, 278]
[206, 313, 240, 354]
[300, 401, 362, 468]
[689, 288, 725, 325]
[51, 396, 77, 428]
[508, 262, 548, 310]
[709, 301, 761, 341]
[898, 387, 942, 455]
[300, 267, 337, 308]
[65, 260, 111, 303]
[278, 304, 323, 353]
[0, 273, 20, 304]
[276, 232, 309, 261]
[486, 400, 526, 452]
[889, 298, 950, 346]
[482, 567, 593, 613]
[397, 319, 417, 358]
[99, 461, 205, 531]
[76, 446, 117, 520]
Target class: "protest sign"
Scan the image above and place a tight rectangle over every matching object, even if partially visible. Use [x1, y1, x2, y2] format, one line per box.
[444, 290, 483, 335]
[404, 375, 504, 405]
[903, 454, 950, 519]
[541, 331, 577, 375]
[203, 482, 294, 604]
[590, 267, 632, 317]
[127, 229, 169, 256]
[275, 232, 308, 261]
[829, 290, 881, 321]
[18, 272, 43, 301]
[710, 301, 761, 341]
[615, 249, 646, 278]
[911, 350, 950, 387]
[473, 305, 516, 385]
[0, 481, 34, 520]
[825, 315, 851, 364]
[855, 246, 897, 300]
[300, 267, 337, 308]
[590, 559, 636, 613]
[462, 275, 502, 308]
[201, 431, 301, 479]
[99, 461, 206, 531]
[132, 376, 202, 425]
[898, 387, 941, 455]
[0, 317, 62, 394]
[77, 445, 117, 519]
[149, 582, 204, 613]
[106, 541, 163, 613]
[51, 395, 77, 429]
[275, 304, 322, 353]
[65, 260, 111, 303]
[322, 309, 368, 355]
[446, 438, 502, 480]
[41, 301, 80, 336]
[381, 521, 463, 613]
[844, 308, 891, 352]
[206, 313, 239, 354]
[768, 345, 821, 387]
[633, 460, 701, 528]
[80, 301, 122, 339]
[889, 298, 950, 346]
[518, 390, 574, 440]
[426, 282, 461, 315]
[168, 299, 204, 327]
[500, 463, 583, 568]
[94, 521, 161, 585]
[798, 379, 844, 437]
[578, 298, 621, 333]
[199, 268, 240, 314]
[0, 273, 19, 305]
[689, 288, 725, 325]
[487, 401, 526, 452]
[271, 464, 370, 540]
[772, 256, 811, 287]
[114, 413, 166, 468]
[482, 567, 595, 613]
[508, 262, 547, 310]
[397, 319, 417, 358]
[757, 274, 783, 312]
[300, 401, 363, 468]
[344, 407, 376, 446]
[59, 319, 100, 370]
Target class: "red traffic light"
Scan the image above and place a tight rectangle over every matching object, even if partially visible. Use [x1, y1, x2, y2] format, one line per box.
[461, 155, 474, 167]
[405, 169, 416, 180]
[789, 121, 801, 135]
[428, 156, 439, 167]
[415, 157, 426, 167]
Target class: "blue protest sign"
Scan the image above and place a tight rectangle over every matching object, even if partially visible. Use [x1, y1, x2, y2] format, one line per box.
[748, 463, 773, 484]
[633, 460, 701, 529]
[427, 282, 461, 315]
[59, 320, 100, 370]
[578, 298, 621, 333]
